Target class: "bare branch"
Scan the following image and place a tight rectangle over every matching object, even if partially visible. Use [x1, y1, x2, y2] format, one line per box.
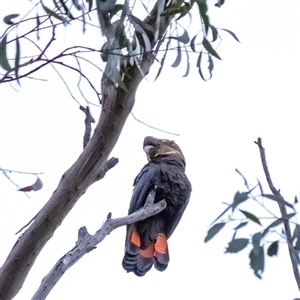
[0, 2, 183, 299]
[32, 190, 166, 300]
[0, 169, 30, 198]
[79, 106, 95, 148]
[255, 137, 300, 291]
[0, 168, 44, 175]
[131, 112, 180, 136]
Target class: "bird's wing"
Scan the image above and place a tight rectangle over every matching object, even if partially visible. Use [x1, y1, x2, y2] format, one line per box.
[128, 163, 158, 214]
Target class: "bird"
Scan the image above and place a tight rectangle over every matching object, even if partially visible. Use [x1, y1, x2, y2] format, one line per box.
[122, 136, 192, 276]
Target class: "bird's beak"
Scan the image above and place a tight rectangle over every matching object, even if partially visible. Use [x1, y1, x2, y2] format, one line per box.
[143, 145, 154, 154]
[143, 145, 154, 161]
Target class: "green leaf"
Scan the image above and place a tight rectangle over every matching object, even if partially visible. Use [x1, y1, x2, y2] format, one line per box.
[72, 0, 81, 10]
[130, 15, 154, 33]
[234, 221, 248, 230]
[210, 25, 218, 42]
[97, 0, 116, 11]
[42, 4, 67, 24]
[225, 238, 249, 253]
[171, 45, 181, 68]
[3, 14, 20, 25]
[115, 23, 127, 48]
[263, 213, 296, 235]
[197, 51, 206, 81]
[86, 0, 93, 11]
[58, 0, 74, 19]
[232, 191, 248, 209]
[154, 38, 170, 81]
[15, 37, 20, 85]
[210, 191, 250, 225]
[100, 42, 110, 62]
[36, 14, 41, 40]
[0, 35, 11, 71]
[202, 37, 221, 60]
[262, 194, 295, 210]
[249, 245, 264, 279]
[160, 6, 181, 17]
[176, 2, 192, 21]
[195, 0, 209, 35]
[161, 2, 191, 18]
[169, 29, 190, 44]
[154, 0, 165, 42]
[215, 0, 225, 8]
[183, 46, 190, 77]
[131, 22, 151, 52]
[108, 4, 123, 18]
[252, 232, 263, 248]
[190, 34, 197, 52]
[239, 210, 261, 225]
[219, 28, 240, 42]
[267, 241, 278, 257]
[204, 222, 226, 243]
[207, 54, 214, 79]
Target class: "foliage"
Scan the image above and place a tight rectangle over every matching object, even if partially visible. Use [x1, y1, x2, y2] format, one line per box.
[205, 169, 299, 280]
[0, 0, 238, 103]
[0, 1, 240, 299]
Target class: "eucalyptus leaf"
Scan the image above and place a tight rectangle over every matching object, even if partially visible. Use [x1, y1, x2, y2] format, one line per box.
[202, 37, 221, 60]
[171, 45, 181, 68]
[0, 35, 11, 71]
[219, 28, 240, 42]
[195, 0, 209, 35]
[239, 210, 261, 225]
[15, 38, 20, 85]
[204, 222, 226, 242]
[267, 241, 278, 257]
[249, 246, 264, 279]
[3, 14, 20, 25]
[263, 194, 294, 210]
[42, 4, 67, 24]
[225, 238, 249, 253]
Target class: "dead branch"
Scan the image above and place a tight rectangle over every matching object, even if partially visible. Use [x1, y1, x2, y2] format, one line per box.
[80, 106, 95, 148]
[255, 137, 300, 291]
[0, 2, 183, 299]
[32, 190, 166, 300]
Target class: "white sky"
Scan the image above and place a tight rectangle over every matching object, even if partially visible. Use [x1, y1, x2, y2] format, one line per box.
[1, 0, 300, 299]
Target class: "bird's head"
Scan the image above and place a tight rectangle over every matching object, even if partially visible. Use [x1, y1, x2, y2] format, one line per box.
[143, 136, 186, 167]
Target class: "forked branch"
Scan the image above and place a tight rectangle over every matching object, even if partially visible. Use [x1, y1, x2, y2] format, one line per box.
[255, 137, 300, 290]
[31, 190, 166, 300]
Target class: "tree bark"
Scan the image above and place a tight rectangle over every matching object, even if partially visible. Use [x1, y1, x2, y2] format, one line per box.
[0, 2, 182, 299]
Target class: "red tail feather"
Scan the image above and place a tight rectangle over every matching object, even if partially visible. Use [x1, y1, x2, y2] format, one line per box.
[122, 231, 169, 276]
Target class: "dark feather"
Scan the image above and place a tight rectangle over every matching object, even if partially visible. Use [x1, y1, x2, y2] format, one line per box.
[122, 136, 191, 276]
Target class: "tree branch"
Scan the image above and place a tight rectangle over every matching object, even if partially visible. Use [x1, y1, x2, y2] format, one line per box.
[31, 190, 166, 300]
[254, 137, 300, 291]
[79, 106, 95, 148]
[0, 2, 181, 299]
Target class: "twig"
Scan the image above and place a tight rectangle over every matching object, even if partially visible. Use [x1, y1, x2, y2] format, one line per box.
[15, 213, 38, 234]
[131, 112, 180, 136]
[254, 137, 300, 291]
[31, 189, 166, 300]
[79, 106, 95, 148]
[0, 168, 44, 175]
[1, 169, 30, 199]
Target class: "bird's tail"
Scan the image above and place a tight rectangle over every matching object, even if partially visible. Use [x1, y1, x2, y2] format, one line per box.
[122, 228, 169, 276]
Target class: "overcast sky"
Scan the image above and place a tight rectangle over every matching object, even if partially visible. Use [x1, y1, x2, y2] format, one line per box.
[1, 0, 300, 299]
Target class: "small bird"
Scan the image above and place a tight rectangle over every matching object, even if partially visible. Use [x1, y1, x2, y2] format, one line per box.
[122, 136, 191, 276]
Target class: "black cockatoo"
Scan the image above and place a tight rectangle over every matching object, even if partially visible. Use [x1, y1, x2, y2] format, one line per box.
[122, 136, 191, 276]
